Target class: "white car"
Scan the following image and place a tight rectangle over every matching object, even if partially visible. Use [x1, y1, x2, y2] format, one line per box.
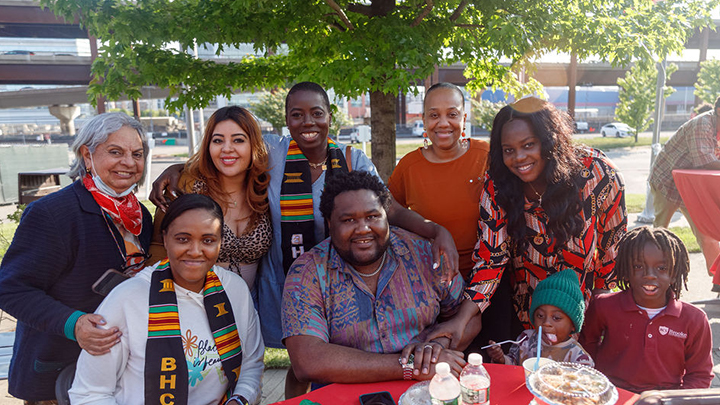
[412, 121, 424, 137]
[574, 121, 589, 134]
[349, 128, 360, 143]
[601, 123, 634, 138]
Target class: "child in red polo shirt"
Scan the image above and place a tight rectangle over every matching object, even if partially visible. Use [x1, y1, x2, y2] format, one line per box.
[580, 226, 713, 393]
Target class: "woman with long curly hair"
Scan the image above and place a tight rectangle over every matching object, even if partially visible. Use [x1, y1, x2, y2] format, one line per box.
[149, 106, 271, 291]
[432, 97, 627, 349]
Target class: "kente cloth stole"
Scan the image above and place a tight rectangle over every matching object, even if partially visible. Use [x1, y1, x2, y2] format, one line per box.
[280, 138, 348, 274]
[145, 260, 243, 405]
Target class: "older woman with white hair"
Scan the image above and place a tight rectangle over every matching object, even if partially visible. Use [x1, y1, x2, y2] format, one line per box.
[0, 112, 154, 403]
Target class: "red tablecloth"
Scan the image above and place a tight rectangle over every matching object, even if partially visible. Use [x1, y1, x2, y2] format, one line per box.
[270, 363, 640, 405]
[672, 169, 720, 281]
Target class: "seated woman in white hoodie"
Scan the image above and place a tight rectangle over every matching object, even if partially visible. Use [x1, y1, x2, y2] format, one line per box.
[70, 193, 264, 405]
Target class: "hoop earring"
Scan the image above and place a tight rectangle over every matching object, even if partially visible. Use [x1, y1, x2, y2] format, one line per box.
[423, 132, 429, 149]
[460, 131, 468, 148]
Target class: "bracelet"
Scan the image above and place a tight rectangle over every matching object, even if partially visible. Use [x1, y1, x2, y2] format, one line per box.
[225, 394, 249, 405]
[399, 353, 414, 380]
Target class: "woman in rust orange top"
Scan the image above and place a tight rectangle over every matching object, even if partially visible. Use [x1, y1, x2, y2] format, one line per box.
[388, 83, 489, 280]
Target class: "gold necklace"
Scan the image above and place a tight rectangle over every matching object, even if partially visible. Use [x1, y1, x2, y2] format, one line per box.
[528, 182, 544, 205]
[351, 252, 387, 278]
[226, 190, 242, 208]
[308, 160, 326, 170]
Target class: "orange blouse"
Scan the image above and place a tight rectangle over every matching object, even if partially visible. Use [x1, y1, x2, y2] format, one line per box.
[388, 139, 490, 280]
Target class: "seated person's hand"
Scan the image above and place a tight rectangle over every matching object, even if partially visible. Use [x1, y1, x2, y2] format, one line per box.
[75, 313, 121, 356]
[400, 341, 466, 380]
[485, 341, 506, 364]
[415, 349, 465, 381]
[150, 163, 184, 212]
[401, 341, 443, 377]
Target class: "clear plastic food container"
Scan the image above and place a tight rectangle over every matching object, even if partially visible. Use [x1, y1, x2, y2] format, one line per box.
[398, 380, 431, 405]
[526, 362, 618, 405]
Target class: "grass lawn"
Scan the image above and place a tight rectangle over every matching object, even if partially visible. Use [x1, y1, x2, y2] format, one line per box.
[0, 221, 18, 259]
[577, 135, 671, 151]
[625, 193, 646, 214]
[668, 226, 700, 253]
[350, 141, 424, 159]
[352, 134, 671, 161]
[264, 348, 291, 369]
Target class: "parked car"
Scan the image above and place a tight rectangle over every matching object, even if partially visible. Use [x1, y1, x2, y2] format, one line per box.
[601, 122, 634, 138]
[412, 121, 424, 137]
[349, 127, 360, 143]
[2, 50, 35, 55]
[339, 127, 370, 143]
[574, 121, 589, 134]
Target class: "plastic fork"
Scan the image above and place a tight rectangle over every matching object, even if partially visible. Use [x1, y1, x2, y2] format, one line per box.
[480, 334, 528, 349]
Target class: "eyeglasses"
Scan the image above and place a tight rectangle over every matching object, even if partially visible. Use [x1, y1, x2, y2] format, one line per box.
[121, 252, 151, 275]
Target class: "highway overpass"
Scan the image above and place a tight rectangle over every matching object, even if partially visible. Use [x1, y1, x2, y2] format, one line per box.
[1, 0, 717, 109]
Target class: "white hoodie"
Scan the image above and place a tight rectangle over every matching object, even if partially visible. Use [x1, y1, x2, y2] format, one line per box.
[69, 264, 264, 405]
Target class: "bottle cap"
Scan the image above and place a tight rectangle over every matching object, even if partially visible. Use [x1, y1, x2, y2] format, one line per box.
[468, 353, 483, 365]
[436, 362, 450, 376]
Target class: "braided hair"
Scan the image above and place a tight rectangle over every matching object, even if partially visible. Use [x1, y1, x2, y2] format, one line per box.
[615, 226, 689, 299]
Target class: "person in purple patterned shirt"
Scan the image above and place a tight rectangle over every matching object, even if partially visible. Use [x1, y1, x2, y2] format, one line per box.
[281, 171, 479, 394]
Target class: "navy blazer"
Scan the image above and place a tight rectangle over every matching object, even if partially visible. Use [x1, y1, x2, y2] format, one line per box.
[0, 180, 152, 401]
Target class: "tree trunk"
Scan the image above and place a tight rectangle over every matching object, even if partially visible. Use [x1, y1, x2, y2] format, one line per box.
[370, 90, 397, 182]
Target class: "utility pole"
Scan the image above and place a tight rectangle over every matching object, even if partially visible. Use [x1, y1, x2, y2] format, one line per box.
[638, 59, 667, 223]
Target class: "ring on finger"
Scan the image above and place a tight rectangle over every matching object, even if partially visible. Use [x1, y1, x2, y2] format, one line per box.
[424, 344, 433, 350]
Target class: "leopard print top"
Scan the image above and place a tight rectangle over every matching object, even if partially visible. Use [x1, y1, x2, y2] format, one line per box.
[192, 179, 272, 282]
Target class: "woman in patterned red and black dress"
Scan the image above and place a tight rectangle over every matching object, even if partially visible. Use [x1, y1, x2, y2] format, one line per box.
[432, 97, 627, 350]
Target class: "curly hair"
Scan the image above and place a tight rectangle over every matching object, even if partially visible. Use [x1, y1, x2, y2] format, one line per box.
[489, 97, 584, 251]
[319, 171, 391, 221]
[615, 226, 689, 299]
[185, 106, 270, 215]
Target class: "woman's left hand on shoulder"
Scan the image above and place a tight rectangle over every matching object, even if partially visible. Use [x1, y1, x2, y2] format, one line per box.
[431, 226, 459, 284]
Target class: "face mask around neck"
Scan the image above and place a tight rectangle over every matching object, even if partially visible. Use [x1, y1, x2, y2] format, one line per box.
[89, 154, 136, 198]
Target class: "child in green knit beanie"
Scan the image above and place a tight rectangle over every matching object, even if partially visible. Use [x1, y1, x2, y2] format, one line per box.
[486, 269, 593, 366]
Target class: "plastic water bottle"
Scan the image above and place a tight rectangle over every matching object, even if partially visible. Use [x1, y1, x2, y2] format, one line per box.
[429, 362, 461, 405]
[459, 353, 491, 405]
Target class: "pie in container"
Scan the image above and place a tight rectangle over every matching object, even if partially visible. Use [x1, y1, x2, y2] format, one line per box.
[527, 362, 618, 405]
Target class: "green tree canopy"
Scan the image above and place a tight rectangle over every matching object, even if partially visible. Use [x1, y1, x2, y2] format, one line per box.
[329, 105, 354, 139]
[251, 88, 287, 134]
[694, 59, 720, 105]
[470, 99, 506, 130]
[616, 61, 677, 142]
[43, 0, 718, 179]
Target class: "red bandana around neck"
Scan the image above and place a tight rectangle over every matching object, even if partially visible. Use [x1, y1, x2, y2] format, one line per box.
[83, 174, 143, 236]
